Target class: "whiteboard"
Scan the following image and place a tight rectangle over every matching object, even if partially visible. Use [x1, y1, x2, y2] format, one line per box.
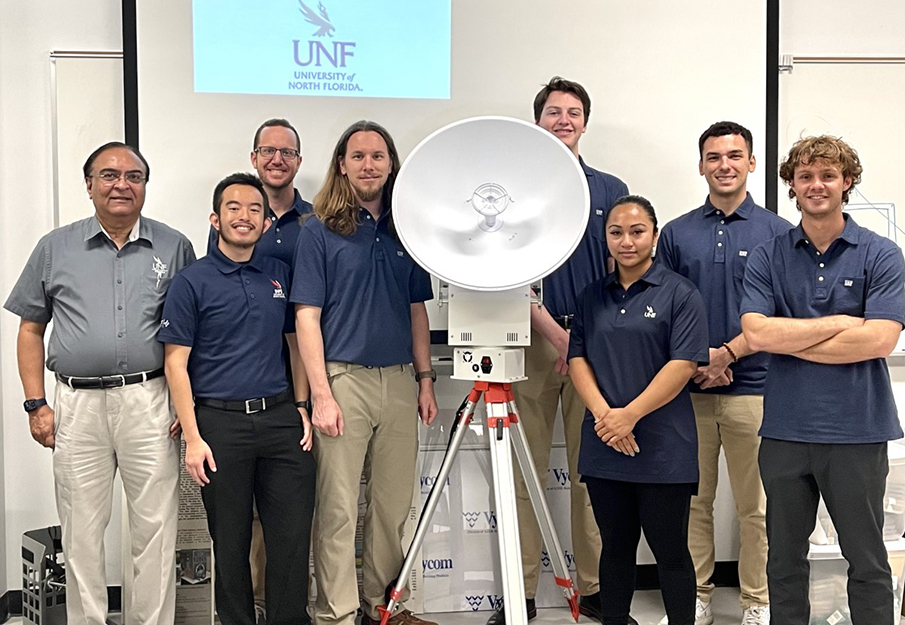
[778, 62, 905, 233]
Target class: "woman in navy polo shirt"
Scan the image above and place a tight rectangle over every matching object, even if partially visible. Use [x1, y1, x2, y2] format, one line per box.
[568, 195, 709, 625]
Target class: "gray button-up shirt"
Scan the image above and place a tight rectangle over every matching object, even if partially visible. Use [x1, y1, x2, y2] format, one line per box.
[4, 215, 196, 376]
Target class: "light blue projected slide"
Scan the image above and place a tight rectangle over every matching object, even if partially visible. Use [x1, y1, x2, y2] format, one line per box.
[193, 0, 451, 99]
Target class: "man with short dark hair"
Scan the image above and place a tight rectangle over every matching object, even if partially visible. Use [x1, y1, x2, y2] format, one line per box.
[5, 142, 195, 624]
[207, 119, 314, 622]
[657, 121, 791, 625]
[161, 172, 316, 625]
[487, 76, 629, 625]
[741, 135, 904, 625]
[293, 120, 438, 625]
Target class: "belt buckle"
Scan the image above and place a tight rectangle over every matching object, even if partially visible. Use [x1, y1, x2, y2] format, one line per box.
[108, 375, 127, 389]
[245, 397, 266, 414]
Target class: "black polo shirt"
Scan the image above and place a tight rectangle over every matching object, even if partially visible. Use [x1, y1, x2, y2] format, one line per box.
[158, 245, 294, 400]
[569, 261, 709, 483]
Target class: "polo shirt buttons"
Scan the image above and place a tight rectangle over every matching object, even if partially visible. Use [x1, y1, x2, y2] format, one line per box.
[276, 239, 282, 244]
[717, 242, 723, 247]
[245, 279, 250, 284]
[819, 263, 825, 268]
[818, 276, 825, 282]
[250, 293, 256, 299]
[620, 309, 626, 314]
[720, 220, 725, 225]
[718, 230, 724, 235]
[376, 237, 380, 242]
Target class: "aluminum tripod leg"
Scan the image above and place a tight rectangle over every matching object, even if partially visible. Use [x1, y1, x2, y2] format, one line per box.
[378, 389, 482, 625]
[486, 396, 529, 625]
[507, 396, 580, 620]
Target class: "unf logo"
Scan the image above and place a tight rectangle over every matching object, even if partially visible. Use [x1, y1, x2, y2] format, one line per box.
[465, 595, 483, 611]
[294, 0, 355, 67]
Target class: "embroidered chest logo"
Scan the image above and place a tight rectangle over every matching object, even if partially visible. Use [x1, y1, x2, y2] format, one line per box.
[271, 279, 286, 299]
[844, 279, 854, 287]
[160, 319, 170, 328]
[644, 305, 657, 319]
[396, 250, 404, 257]
[739, 250, 748, 257]
[151, 256, 168, 288]
[595, 209, 603, 216]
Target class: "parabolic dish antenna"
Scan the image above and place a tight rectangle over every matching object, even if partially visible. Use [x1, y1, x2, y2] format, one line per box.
[393, 116, 590, 292]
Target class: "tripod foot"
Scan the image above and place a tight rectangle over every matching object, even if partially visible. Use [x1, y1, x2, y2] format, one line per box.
[377, 604, 393, 625]
[567, 595, 579, 622]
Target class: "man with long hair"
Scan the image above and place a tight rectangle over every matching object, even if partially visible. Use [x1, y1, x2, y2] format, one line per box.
[292, 121, 439, 625]
[742, 136, 904, 624]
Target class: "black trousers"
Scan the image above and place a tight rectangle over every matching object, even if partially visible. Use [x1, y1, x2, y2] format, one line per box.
[197, 401, 317, 625]
[585, 477, 697, 625]
[759, 438, 893, 625]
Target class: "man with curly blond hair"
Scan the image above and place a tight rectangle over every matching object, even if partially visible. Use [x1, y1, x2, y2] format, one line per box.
[740, 135, 904, 624]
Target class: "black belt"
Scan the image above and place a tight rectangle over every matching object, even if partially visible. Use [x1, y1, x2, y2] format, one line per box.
[553, 315, 574, 331]
[56, 368, 164, 389]
[195, 390, 292, 414]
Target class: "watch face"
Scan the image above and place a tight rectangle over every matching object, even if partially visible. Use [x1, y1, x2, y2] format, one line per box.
[24, 398, 45, 412]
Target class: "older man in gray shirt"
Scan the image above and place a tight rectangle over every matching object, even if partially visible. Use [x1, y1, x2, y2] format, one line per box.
[4, 141, 195, 625]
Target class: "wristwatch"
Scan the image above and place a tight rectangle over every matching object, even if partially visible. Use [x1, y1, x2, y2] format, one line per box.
[415, 369, 437, 382]
[23, 398, 48, 413]
[295, 399, 312, 412]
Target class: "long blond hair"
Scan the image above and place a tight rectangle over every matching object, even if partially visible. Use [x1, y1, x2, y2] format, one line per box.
[313, 120, 401, 236]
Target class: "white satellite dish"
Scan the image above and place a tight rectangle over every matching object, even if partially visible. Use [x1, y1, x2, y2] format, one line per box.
[393, 116, 590, 292]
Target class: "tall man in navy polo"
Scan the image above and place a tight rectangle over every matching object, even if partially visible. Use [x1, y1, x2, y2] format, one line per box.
[161, 173, 316, 625]
[4, 142, 195, 624]
[292, 121, 438, 625]
[488, 76, 629, 625]
[657, 122, 790, 625]
[741, 135, 904, 625]
[206, 118, 313, 623]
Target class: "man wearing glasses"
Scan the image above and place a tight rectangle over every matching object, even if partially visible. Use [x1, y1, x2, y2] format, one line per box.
[208, 118, 313, 269]
[5, 142, 195, 624]
[206, 118, 313, 623]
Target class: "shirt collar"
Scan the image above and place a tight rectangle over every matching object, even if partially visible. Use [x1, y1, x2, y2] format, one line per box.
[270, 189, 307, 222]
[702, 192, 754, 219]
[603, 259, 664, 290]
[579, 156, 593, 178]
[207, 242, 265, 275]
[793, 213, 860, 248]
[86, 215, 145, 243]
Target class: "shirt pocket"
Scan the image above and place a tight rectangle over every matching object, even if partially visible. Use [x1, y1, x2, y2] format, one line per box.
[831, 276, 866, 316]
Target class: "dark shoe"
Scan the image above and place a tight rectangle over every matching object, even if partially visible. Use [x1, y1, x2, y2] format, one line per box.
[361, 609, 439, 625]
[484, 598, 537, 624]
[578, 592, 638, 625]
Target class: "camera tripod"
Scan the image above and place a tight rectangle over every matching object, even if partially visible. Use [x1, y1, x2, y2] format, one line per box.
[379, 380, 579, 625]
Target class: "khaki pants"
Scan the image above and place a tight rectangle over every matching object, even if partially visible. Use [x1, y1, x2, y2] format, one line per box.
[688, 393, 768, 608]
[312, 363, 418, 625]
[511, 331, 601, 598]
[52, 377, 178, 625]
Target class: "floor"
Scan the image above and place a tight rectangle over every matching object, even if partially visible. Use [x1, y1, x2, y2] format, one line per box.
[6, 589, 903, 624]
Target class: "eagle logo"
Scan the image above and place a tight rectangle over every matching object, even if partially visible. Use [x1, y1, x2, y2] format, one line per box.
[298, 0, 335, 37]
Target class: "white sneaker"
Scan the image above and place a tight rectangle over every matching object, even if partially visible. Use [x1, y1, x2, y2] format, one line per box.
[741, 605, 770, 625]
[657, 598, 713, 625]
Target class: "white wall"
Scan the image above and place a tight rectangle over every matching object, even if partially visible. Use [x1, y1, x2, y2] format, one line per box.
[0, 0, 122, 592]
[2, 0, 904, 600]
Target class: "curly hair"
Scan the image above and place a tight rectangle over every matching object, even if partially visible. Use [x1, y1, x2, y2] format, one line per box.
[779, 135, 862, 205]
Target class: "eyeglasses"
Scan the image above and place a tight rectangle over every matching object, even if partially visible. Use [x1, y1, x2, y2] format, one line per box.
[255, 146, 300, 160]
[92, 171, 147, 184]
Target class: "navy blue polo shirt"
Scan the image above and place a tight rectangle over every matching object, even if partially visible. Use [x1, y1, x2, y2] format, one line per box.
[657, 193, 793, 394]
[568, 261, 709, 483]
[157, 245, 295, 400]
[290, 209, 433, 367]
[207, 189, 313, 271]
[542, 158, 628, 318]
[740, 215, 905, 443]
